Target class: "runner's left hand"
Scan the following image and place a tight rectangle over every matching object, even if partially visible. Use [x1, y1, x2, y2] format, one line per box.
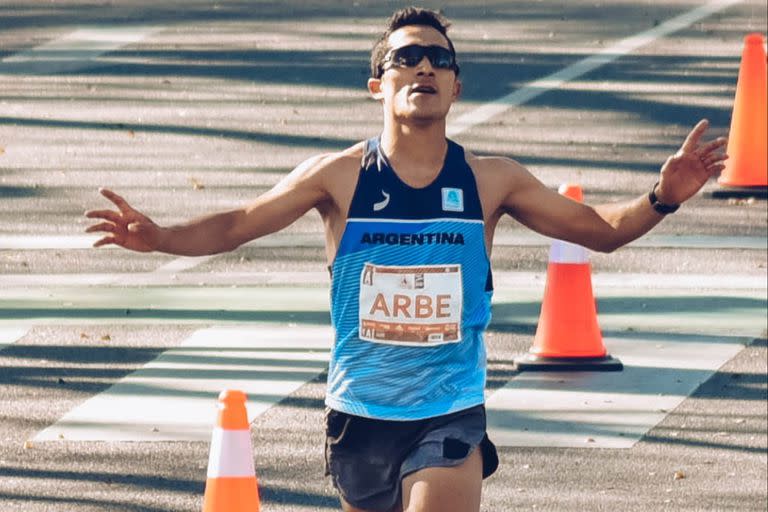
[656, 119, 728, 204]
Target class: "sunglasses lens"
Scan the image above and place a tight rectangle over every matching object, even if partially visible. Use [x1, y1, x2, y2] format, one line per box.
[427, 47, 453, 68]
[388, 45, 455, 70]
[393, 46, 425, 67]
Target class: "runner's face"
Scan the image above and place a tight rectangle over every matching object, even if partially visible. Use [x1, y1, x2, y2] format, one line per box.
[370, 25, 460, 123]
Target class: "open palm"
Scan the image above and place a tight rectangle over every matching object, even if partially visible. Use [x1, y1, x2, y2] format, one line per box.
[657, 119, 728, 205]
[84, 188, 162, 252]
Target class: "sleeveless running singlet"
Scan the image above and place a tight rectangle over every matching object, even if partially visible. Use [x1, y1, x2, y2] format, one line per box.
[327, 136, 493, 420]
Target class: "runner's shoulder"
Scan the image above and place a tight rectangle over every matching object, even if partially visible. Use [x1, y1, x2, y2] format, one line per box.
[464, 151, 531, 183]
[300, 142, 366, 179]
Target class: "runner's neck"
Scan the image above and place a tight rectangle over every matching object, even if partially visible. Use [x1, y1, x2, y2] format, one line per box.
[380, 123, 448, 188]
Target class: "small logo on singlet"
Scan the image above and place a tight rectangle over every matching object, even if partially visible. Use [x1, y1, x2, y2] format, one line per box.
[441, 188, 464, 212]
[373, 190, 390, 211]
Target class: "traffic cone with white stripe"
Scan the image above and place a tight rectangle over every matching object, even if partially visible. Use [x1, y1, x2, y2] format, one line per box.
[514, 184, 622, 371]
[203, 390, 260, 512]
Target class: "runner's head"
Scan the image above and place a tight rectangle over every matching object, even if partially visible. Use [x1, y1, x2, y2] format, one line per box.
[368, 7, 461, 123]
[370, 8, 459, 80]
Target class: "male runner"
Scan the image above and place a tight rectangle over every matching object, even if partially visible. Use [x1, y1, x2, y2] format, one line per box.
[85, 7, 728, 512]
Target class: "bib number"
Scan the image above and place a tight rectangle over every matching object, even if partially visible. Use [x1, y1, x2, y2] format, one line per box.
[359, 263, 462, 346]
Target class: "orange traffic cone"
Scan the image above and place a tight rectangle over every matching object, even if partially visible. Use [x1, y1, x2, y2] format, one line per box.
[514, 184, 622, 372]
[713, 33, 767, 199]
[203, 390, 260, 512]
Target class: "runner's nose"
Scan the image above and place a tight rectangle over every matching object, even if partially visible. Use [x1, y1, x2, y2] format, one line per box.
[415, 56, 435, 76]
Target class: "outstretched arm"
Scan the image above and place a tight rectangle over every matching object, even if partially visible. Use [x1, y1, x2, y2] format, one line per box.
[85, 154, 333, 256]
[501, 119, 727, 252]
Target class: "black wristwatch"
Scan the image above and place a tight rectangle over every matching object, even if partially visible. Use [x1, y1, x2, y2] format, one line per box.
[648, 182, 680, 215]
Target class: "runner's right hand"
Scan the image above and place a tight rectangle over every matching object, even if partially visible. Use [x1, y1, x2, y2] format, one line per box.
[85, 188, 163, 252]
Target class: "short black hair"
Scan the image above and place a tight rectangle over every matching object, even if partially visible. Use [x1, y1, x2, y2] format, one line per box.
[370, 7, 458, 79]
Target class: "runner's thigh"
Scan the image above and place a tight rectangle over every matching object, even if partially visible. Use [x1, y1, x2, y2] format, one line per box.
[401, 447, 483, 512]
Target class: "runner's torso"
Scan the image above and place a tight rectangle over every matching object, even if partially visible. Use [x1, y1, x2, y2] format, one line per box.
[326, 136, 493, 420]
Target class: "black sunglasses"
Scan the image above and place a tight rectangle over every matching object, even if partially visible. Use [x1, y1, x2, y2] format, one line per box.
[382, 44, 459, 74]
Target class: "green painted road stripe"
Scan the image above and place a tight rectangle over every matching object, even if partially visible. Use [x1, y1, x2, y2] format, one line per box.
[1, 286, 765, 337]
[0, 271, 764, 289]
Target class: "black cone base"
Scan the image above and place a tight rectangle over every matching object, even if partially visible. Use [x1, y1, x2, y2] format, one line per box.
[514, 353, 623, 372]
[710, 186, 767, 199]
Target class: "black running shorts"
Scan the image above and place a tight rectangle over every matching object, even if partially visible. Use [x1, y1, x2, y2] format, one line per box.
[324, 404, 499, 511]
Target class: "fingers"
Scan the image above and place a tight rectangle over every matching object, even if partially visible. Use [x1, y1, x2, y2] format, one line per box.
[701, 151, 729, 165]
[93, 236, 118, 248]
[86, 189, 152, 250]
[85, 221, 117, 234]
[696, 134, 728, 177]
[85, 190, 137, 243]
[706, 164, 726, 180]
[84, 209, 122, 224]
[84, 189, 132, 226]
[707, 161, 727, 172]
[681, 119, 709, 152]
[84, 209, 122, 245]
[683, 121, 728, 177]
[86, 219, 124, 248]
[698, 136, 728, 156]
[99, 188, 134, 214]
[703, 153, 728, 178]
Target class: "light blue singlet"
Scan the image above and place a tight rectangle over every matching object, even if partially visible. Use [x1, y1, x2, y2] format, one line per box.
[326, 136, 493, 420]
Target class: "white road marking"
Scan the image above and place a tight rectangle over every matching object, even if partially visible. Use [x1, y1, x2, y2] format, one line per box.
[0, 326, 30, 351]
[1, 233, 764, 250]
[151, 255, 215, 274]
[0, 26, 161, 75]
[486, 335, 746, 448]
[0, 235, 101, 250]
[34, 325, 332, 441]
[447, 0, 743, 136]
[109, 255, 217, 286]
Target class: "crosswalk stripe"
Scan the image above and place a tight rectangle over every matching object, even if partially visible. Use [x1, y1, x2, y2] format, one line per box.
[447, 0, 742, 135]
[34, 325, 332, 441]
[26, 289, 765, 445]
[0, 26, 161, 75]
[486, 334, 746, 448]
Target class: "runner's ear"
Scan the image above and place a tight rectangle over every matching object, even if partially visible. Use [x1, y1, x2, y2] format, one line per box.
[452, 79, 462, 101]
[368, 78, 384, 101]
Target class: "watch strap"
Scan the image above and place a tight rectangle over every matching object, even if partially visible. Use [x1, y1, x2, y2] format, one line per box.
[648, 182, 680, 215]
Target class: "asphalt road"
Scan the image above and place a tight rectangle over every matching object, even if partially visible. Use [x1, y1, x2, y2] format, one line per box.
[0, 1, 766, 511]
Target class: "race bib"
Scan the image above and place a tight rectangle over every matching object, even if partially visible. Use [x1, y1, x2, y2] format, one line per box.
[359, 263, 462, 346]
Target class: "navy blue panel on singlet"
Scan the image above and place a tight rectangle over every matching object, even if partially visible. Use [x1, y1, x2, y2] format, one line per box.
[327, 136, 493, 420]
[348, 137, 484, 221]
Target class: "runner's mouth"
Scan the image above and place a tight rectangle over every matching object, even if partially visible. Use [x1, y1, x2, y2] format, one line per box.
[411, 85, 437, 94]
